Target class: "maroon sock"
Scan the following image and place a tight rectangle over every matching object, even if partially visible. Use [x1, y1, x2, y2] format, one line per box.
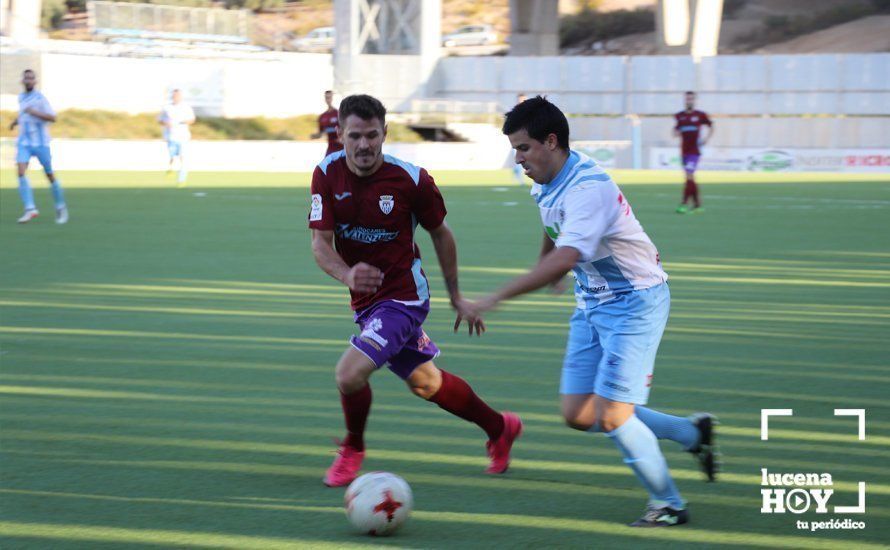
[340, 384, 372, 452]
[683, 178, 694, 204]
[429, 370, 504, 440]
[691, 179, 701, 208]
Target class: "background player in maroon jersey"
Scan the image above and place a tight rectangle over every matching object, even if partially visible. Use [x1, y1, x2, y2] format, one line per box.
[673, 91, 713, 214]
[308, 94, 522, 487]
[311, 90, 344, 156]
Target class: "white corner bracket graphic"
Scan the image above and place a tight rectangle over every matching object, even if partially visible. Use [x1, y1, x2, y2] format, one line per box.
[835, 482, 867, 513]
[761, 409, 793, 440]
[834, 408, 866, 440]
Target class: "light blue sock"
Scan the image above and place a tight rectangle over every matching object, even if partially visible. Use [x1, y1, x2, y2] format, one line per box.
[605, 415, 685, 509]
[18, 176, 36, 210]
[49, 178, 66, 208]
[635, 406, 699, 450]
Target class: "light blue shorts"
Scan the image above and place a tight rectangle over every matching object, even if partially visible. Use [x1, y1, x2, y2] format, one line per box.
[167, 140, 184, 158]
[560, 283, 670, 404]
[16, 145, 53, 173]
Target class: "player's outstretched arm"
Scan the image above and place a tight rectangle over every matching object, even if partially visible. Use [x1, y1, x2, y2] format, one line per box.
[311, 229, 383, 294]
[469, 246, 579, 319]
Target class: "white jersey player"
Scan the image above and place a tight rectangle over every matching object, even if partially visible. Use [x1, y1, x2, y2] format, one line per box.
[158, 89, 195, 186]
[531, 152, 667, 306]
[458, 96, 719, 528]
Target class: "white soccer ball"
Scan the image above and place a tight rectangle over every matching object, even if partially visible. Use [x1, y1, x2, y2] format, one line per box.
[344, 472, 413, 536]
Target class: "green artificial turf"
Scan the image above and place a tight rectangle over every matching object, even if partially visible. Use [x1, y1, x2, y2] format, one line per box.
[1, 170, 888, 548]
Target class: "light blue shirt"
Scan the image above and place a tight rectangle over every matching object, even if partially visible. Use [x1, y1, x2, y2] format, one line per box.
[17, 91, 55, 147]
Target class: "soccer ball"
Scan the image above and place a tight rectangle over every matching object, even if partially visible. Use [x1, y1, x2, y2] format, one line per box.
[344, 472, 413, 536]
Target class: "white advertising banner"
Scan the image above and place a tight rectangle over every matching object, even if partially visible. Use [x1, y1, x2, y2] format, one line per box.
[649, 147, 890, 173]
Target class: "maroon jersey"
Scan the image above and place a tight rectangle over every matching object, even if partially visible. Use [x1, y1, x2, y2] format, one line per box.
[318, 108, 343, 155]
[308, 152, 447, 311]
[674, 109, 712, 156]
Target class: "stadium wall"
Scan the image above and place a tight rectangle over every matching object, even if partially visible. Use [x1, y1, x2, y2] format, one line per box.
[0, 138, 512, 172]
[3, 43, 888, 119]
[431, 54, 890, 116]
[1, 45, 333, 117]
[1, 43, 888, 164]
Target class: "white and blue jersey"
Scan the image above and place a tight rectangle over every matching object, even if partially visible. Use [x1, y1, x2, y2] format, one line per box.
[159, 103, 195, 144]
[535, 151, 670, 403]
[16, 91, 54, 147]
[532, 150, 667, 308]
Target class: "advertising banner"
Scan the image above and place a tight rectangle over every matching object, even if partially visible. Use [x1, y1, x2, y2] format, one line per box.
[650, 147, 890, 173]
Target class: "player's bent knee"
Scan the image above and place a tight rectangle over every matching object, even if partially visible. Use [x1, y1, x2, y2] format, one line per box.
[564, 416, 596, 431]
[597, 409, 633, 432]
[406, 362, 442, 400]
[409, 384, 436, 400]
[335, 350, 375, 394]
[561, 394, 597, 430]
[336, 371, 366, 395]
[594, 397, 634, 432]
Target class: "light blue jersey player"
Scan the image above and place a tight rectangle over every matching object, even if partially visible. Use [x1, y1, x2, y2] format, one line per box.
[458, 96, 719, 528]
[10, 69, 67, 224]
[158, 89, 195, 187]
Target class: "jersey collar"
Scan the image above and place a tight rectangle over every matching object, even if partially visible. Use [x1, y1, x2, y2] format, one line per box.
[538, 149, 579, 199]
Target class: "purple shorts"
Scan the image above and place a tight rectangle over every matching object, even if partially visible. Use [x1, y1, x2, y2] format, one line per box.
[349, 300, 440, 379]
[683, 154, 700, 174]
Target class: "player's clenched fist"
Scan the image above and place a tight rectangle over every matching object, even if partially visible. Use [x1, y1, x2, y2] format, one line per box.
[345, 262, 384, 294]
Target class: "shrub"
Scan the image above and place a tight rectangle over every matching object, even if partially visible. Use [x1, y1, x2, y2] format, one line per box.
[739, 4, 877, 50]
[223, 0, 285, 11]
[0, 110, 422, 142]
[723, 0, 748, 19]
[41, 0, 68, 30]
[559, 8, 655, 49]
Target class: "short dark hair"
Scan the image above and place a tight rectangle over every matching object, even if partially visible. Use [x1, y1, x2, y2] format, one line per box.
[324, 90, 333, 94]
[685, 90, 696, 95]
[339, 94, 386, 125]
[23, 69, 35, 76]
[502, 95, 569, 150]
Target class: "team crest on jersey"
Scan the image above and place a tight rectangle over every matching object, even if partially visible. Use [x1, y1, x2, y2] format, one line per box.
[691, 116, 699, 122]
[379, 195, 394, 215]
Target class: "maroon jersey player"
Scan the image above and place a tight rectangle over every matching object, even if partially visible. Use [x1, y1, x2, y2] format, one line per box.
[673, 91, 713, 214]
[308, 94, 522, 487]
[311, 90, 344, 156]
